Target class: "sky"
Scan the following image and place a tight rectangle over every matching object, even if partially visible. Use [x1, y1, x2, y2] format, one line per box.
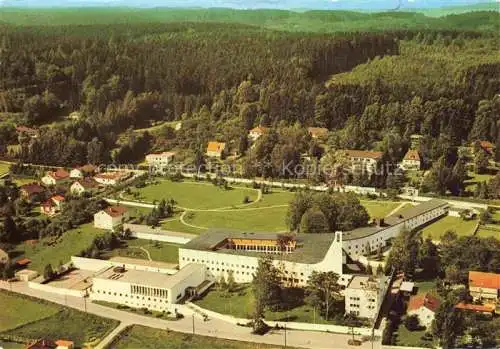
[0, 0, 496, 9]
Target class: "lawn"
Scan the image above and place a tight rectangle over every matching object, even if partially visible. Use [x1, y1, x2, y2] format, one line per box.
[476, 226, 500, 239]
[0, 291, 118, 348]
[360, 200, 401, 219]
[161, 217, 208, 235]
[11, 223, 106, 273]
[0, 161, 11, 176]
[184, 206, 289, 232]
[103, 238, 180, 264]
[418, 216, 478, 240]
[464, 171, 495, 192]
[394, 324, 432, 348]
[194, 285, 344, 325]
[11, 176, 39, 186]
[108, 325, 288, 349]
[126, 180, 259, 210]
[414, 279, 440, 298]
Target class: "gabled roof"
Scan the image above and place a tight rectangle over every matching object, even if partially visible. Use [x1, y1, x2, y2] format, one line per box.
[146, 151, 176, 158]
[51, 195, 65, 202]
[20, 183, 45, 195]
[16, 258, 32, 266]
[207, 141, 226, 153]
[455, 302, 495, 313]
[102, 206, 128, 218]
[479, 140, 494, 149]
[345, 149, 383, 160]
[73, 178, 99, 189]
[408, 293, 440, 313]
[403, 149, 420, 161]
[249, 126, 268, 134]
[78, 164, 97, 173]
[16, 125, 38, 134]
[46, 169, 69, 180]
[469, 271, 500, 290]
[55, 339, 74, 348]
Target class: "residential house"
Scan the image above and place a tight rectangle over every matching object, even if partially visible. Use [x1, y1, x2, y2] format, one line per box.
[344, 275, 390, 320]
[401, 150, 421, 170]
[15, 125, 39, 139]
[468, 271, 500, 302]
[345, 150, 383, 174]
[0, 248, 9, 264]
[307, 127, 328, 139]
[70, 178, 99, 196]
[407, 293, 440, 328]
[70, 164, 97, 179]
[476, 140, 495, 156]
[455, 302, 495, 316]
[27, 339, 57, 349]
[55, 340, 74, 349]
[206, 141, 226, 158]
[20, 183, 45, 202]
[94, 171, 131, 186]
[42, 169, 70, 186]
[248, 126, 268, 141]
[145, 152, 176, 167]
[40, 195, 65, 216]
[94, 206, 130, 230]
[15, 269, 39, 281]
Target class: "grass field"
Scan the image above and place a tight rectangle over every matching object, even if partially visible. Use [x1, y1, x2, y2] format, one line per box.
[464, 171, 495, 192]
[103, 238, 180, 264]
[0, 161, 11, 176]
[195, 284, 344, 325]
[394, 325, 431, 348]
[11, 176, 39, 186]
[418, 216, 478, 240]
[361, 201, 401, 218]
[126, 180, 259, 209]
[476, 227, 500, 239]
[109, 325, 288, 349]
[0, 291, 118, 348]
[11, 223, 105, 273]
[0, 340, 24, 349]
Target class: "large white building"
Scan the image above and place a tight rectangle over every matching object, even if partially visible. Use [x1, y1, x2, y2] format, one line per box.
[344, 150, 383, 174]
[90, 263, 206, 311]
[94, 206, 130, 230]
[345, 275, 390, 320]
[179, 231, 348, 287]
[145, 152, 175, 167]
[342, 199, 448, 259]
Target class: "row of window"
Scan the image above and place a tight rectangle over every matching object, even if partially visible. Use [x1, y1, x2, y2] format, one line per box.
[94, 289, 169, 303]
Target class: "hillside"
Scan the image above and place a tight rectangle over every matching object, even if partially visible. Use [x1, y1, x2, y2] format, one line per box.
[0, 7, 498, 32]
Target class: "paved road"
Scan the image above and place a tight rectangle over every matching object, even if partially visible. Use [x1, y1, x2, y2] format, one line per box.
[1, 281, 381, 349]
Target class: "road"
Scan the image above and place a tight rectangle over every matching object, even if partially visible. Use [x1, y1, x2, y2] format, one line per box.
[1, 281, 381, 349]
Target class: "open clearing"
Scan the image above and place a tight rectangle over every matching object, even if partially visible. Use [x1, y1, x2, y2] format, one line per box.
[11, 223, 105, 273]
[126, 180, 259, 209]
[418, 216, 478, 240]
[102, 238, 180, 264]
[0, 291, 118, 348]
[109, 325, 288, 349]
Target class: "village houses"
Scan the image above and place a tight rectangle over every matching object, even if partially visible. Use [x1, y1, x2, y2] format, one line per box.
[41, 169, 70, 186]
[94, 206, 130, 230]
[206, 141, 226, 158]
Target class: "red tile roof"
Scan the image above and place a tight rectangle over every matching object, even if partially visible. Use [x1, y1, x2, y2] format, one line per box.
[345, 149, 384, 160]
[51, 195, 65, 202]
[455, 302, 495, 313]
[469, 271, 500, 290]
[207, 141, 226, 153]
[404, 150, 420, 161]
[250, 126, 269, 135]
[408, 293, 440, 313]
[55, 339, 74, 348]
[47, 169, 69, 180]
[103, 206, 128, 218]
[74, 178, 99, 189]
[16, 258, 32, 266]
[20, 183, 45, 195]
[16, 126, 38, 134]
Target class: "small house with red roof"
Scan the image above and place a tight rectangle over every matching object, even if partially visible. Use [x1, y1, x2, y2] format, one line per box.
[407, 293, 441, 328]
[455, 302, 495, 316]
[249, 126, 269, 141]
[40, 195, 65, 216]
[70, 178, 99, 196]
[94, 206, 130, 230]
[42, 169, 70, 186]
[20, 183, 45, 202]
[206, 141, 226, 158]
[70, 164, 97, 179]
[401, 149, 421, 170]
[469, 271, 500, 302]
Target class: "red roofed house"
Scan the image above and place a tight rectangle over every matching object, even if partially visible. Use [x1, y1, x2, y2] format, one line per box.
[469, 271, 500, 302]
[20, 183, 45, 202]
[40, 195, 65, 216]
[70, 178, 99, 196]
[249, 126, 269, 141]
[307, 127, 329, 139]
[206, 141, 226, 158]
[42, 169, 70, 186]
[345, 149, 384, 174]
[94, 171, 131, 186]
[70, 164, 97, 179]
[16, 125, 39, 138]
[26, 339, 57, 349]
[455, 302, 495, 315]
[94, 206, 130, 230]
[407, 293, 441, 328]
[401, 149, 421, 170]
[55, 339, 74, 349]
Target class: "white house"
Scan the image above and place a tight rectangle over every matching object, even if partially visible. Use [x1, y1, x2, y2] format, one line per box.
[145, 152, 175, 167]
[407, 293, 440, 328]
[206, 141, 226, 158]
[40, 195, 65, 216]
[179, 231, 349, 287]
[344, 150, 383, 174]
[70, 165, 97, 179]
[94, 206, 130, 230]
[345, 275, 390, 320]
[41, 169, 70, 186]
[89, 263, 206, 311]
[94, 171, 131, 186]
[248, 126, 268, 141]
[401, 149, 421, 170]
[70, 178, 99, 196]
[468, 271, 500, 302]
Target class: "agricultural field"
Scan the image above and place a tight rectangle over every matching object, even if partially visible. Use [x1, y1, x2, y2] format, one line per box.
[125, 180, 259, 210]
[0, 291, 118, 348]
[108, 325, 287, 349]
[10, 223, 105, 273]
[418, 216, 478, 241]
[102, 238, 180, 264]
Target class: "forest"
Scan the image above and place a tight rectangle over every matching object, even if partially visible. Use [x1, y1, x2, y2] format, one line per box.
[0, 12, 497, 188]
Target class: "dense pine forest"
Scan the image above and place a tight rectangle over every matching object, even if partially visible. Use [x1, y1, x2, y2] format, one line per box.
[0, 9, 498, 181]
